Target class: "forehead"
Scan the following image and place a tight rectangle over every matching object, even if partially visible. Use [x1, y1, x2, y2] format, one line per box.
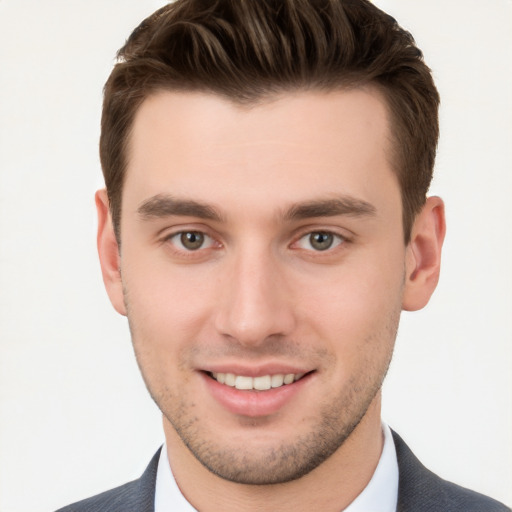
[123, 88, 398, 218]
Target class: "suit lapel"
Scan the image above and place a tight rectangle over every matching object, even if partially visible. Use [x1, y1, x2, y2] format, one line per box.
[393, 430, 460, 512]
[132, 447, 161, 512]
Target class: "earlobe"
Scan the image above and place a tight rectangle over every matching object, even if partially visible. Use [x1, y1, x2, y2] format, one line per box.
[96, 189, 126, 316]
[402, 196, 446, 311]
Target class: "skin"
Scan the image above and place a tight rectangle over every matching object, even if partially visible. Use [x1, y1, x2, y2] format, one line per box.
[97, 88, 445, 511]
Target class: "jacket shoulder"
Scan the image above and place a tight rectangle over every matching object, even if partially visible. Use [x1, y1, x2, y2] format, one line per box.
[54, 448, 161, 512]
[55, 480, 141, 512]
[435, 479, 511, 512]
[392, 431, 510, 512]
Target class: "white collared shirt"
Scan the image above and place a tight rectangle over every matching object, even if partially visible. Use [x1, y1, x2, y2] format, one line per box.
[154, 424, 398, 512]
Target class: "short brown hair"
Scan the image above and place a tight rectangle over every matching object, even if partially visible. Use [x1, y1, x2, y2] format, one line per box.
[100, 0, 439, 243]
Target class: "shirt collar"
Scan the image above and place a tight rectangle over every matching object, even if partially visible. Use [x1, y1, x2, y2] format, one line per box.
[155, 442, 198, 511]
[343, 423, 399, 512]
[154, 423, 398, 511]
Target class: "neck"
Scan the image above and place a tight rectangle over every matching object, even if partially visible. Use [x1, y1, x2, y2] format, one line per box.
[164, 394, 384, 512]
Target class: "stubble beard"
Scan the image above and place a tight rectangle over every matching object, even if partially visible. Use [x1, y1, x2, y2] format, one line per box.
[125, 293, 400, 486]
[162, 371, 388, 485]
[131, 341, 396, 486]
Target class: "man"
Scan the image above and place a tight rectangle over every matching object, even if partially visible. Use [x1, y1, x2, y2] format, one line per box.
[56, 0, 510, 511]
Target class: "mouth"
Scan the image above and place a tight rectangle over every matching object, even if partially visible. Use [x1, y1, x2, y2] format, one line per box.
[203, 369, 314, 416]
[209, 372, 307, 391]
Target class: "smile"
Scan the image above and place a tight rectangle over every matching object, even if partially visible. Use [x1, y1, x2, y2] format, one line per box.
[211, 372, 306, 391]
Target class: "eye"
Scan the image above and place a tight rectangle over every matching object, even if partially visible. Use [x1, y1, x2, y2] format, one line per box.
[296, 231, 344, 251]
[168, 231, 214, 251]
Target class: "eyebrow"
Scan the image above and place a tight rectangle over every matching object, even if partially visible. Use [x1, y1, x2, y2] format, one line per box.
[137, 194, 377, 223]
[137, 194, 224, 222]
[282, 197, 377, 221]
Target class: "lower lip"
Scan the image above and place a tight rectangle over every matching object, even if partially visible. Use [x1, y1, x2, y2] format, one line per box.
[201, 372, 312, 417]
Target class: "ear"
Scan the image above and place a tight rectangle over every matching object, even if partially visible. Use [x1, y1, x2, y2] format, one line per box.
[402, 196, 446, 311]
[96, 189, 126, 316]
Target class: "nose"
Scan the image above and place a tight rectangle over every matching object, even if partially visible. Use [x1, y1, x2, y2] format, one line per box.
[214, 247, 296, 347]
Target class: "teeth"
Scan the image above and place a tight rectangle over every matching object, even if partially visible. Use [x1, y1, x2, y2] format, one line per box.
[235, 376, 253, 390]
[212, 372, 305, 390]
[283, 374, 295, 385]
[254, 375, 271, 390]
[271, 374, 284, 388]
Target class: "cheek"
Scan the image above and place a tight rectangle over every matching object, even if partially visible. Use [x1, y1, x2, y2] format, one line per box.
[292, 249, 405, 354]
[122, 266, 213, 393]
[122, 256, 220, 343]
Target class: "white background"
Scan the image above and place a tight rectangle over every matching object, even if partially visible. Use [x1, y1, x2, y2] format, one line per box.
[0, 1, 511, 511]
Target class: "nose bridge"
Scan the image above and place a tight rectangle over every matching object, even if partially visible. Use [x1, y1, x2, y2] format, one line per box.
[215, 241, 295, 346]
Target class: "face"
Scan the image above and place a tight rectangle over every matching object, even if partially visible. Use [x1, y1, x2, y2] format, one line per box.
[106, 89, 411, 484]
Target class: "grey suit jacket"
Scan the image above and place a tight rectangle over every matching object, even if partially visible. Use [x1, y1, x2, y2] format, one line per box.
[56, 431, 510, 511]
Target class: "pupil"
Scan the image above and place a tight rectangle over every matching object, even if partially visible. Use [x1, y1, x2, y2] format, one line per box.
[181, 231, 204, 250]
[311, 232, 333, 251]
